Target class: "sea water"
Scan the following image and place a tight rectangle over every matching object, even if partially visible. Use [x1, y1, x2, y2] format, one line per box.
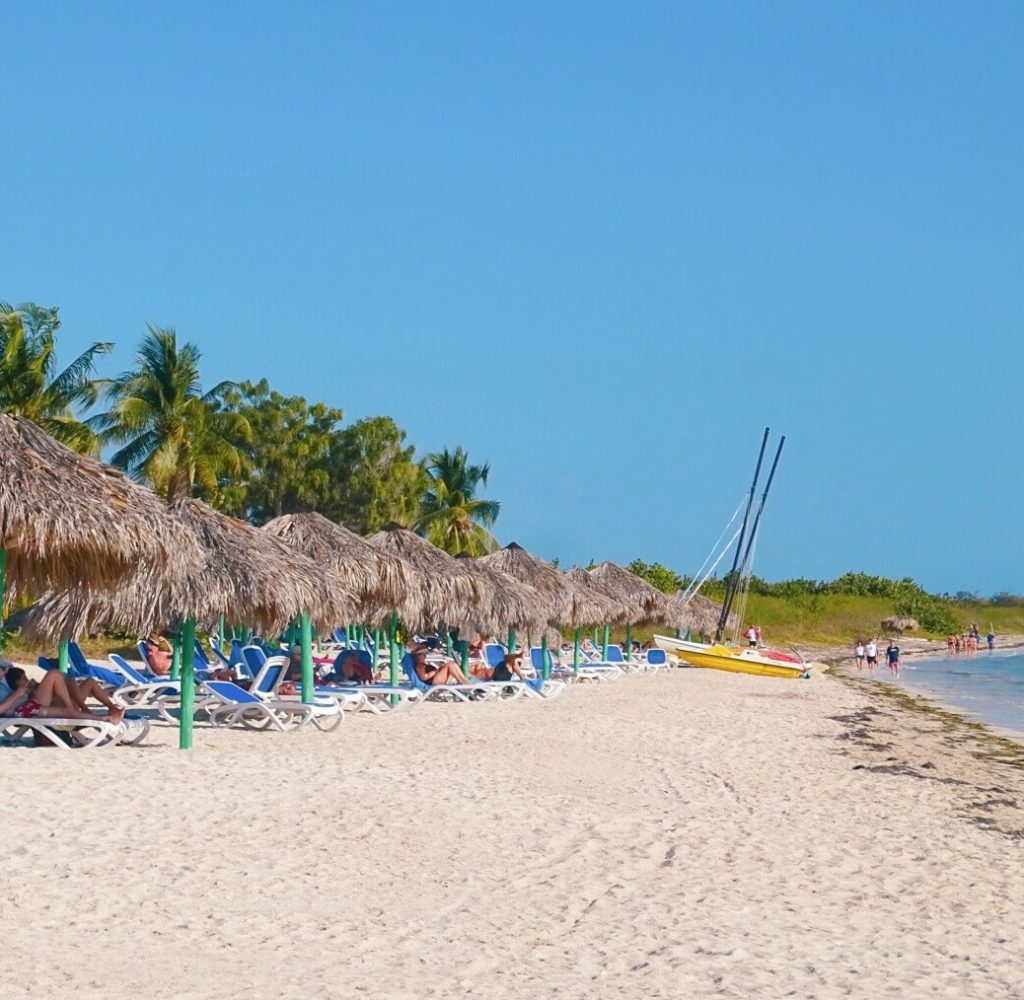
[892, 651, 1024, 740]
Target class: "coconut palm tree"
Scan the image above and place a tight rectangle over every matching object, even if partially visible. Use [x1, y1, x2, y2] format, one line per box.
[0, 301, 111, 454]
[92, 325, 249, 503]
[414, 446, 500, 556]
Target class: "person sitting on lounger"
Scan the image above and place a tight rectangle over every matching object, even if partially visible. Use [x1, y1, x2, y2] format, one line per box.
[0, 665, 125, 724]
[142, 632, 174, 676]
[326, 650, 373, 685]
[470, 651, 528, 682]
[410, 644, 471, 686]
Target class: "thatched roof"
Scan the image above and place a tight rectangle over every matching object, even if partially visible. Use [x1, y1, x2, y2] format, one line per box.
[667, 592, 726, 635]
[262, 512, 419, 622]
[453, 553, 553, 631]
[0, 413, 200, 600]
[477, 542, 577, 625]
[22, 499, 359, 642]
[366, 524, 489, 629]
[565, 568, 620, 627]
[587, 561, 674, 625]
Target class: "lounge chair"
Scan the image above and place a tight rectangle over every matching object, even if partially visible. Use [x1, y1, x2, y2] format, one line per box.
[202, 680, 342, 732]
[539, 647, 624, 683]
[404, 653, 566, 703]
[0, 714, 149, 749]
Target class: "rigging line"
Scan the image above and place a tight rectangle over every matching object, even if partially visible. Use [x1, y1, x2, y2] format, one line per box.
[680, 493, 748, 603]
[680, 522, 746, 605]
[731, 523, 760, 645]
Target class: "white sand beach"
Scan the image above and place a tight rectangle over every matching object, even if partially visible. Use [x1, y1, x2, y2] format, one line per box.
[5, 667, 1023, 1000]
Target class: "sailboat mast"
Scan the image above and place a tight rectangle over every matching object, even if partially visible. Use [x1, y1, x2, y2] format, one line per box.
[715, 427, 769, 643]
[734, 435, 786, 585]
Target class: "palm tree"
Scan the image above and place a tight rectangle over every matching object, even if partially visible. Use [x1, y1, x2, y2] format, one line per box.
[92, 326, 249, 503]
[415, 446, 501, 556]
[0, 301, 111, 453]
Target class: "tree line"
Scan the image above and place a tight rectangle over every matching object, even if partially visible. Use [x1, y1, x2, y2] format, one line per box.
[0, 302, 499, 554]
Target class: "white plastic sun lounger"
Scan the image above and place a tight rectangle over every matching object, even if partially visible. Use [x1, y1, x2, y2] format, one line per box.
[202, 681, 342, 732]
[0, 715, 149, 749]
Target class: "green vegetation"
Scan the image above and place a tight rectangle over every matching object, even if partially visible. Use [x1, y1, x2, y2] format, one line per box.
[0, 300, 111, 453]
[2, 303, 496, 553]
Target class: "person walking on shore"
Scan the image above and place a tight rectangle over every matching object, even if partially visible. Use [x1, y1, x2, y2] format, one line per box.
[987, 631, 995, 651]
[854, 640, 866, 671]
[744, 625, 758, 647]
[865, 639, 878, 671]
[886, 639, 901, 678]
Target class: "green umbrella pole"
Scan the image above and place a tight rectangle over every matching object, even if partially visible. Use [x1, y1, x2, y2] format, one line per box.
[0, 548, 6, 653]
[541, 634, 550, 681]
[58, 640, 70, 674]
[300, 611, 314, 705]
[507, 627, 516, 653]
[374, 629, 382, 666]
[171, 634, 182, 680]
[389, 611, 399, 706]
[461, 640, 469, 677]
[573, 629, 581, 673]
[218, 614, 225, 647]
[179, 615, 197, 750]
[602, 623, 610, 661]
[625, 624, 632, 662]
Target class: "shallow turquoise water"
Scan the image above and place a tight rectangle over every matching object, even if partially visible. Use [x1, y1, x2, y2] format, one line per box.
[891, 650, 1024, 739]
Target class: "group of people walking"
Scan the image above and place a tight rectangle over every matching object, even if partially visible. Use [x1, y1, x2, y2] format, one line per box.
[947, 624, 995, 654]
[853, 638, 901, 677]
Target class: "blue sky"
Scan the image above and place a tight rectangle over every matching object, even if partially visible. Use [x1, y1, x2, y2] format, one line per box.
[5, 2, 1022, 595]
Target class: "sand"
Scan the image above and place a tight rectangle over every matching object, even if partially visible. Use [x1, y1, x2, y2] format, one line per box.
[4, 666, 1023, 1000]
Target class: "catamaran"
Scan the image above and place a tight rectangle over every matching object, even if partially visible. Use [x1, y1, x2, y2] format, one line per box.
[656, 428, 810, 680]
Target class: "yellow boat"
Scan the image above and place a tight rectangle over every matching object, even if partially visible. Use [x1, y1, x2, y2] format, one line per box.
[672, 642, 810, 680]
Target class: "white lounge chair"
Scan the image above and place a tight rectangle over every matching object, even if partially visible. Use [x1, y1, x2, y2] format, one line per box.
[202, 680, 342, 732]
[0, 715, 149, 749]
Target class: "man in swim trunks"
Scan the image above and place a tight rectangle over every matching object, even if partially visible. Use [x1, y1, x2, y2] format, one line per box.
[885, 640, 900, 678]
[864, 640, 878, 671]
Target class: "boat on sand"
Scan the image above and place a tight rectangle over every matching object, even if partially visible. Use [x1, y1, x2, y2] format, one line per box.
[653, 635, 809, 679]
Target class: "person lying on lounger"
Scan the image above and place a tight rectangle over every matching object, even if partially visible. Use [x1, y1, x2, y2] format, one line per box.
[0, 666, 125, 724]
[410, 644, 471, 686]
[470, 651, 528, 683]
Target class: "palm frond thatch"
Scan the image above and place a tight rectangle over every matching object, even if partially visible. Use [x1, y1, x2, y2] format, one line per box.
[21, 498, 359, 642]
[565, 567, 621, 627]
[365, 523, 490, 630]
[586, 561, 675, 626]
[0, 413, 200, 600]
[452, 553, 553, 632]
[477, 542, 578, 625]
[667, 591, 725, 635]
[262, 512, 419, 623]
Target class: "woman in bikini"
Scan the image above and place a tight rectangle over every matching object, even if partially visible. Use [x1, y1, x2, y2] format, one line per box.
[470, 651, 528, 683]
[410, 645, 471, 686]
[0, 666, 125, 724]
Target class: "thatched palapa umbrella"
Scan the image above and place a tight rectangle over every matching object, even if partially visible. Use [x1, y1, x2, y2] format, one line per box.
[477, 542, 580, 678]
[367, 524, 495, 688]
[0, 413, 201, 666]
[263, 512, 427, 692]
[262, 512, 420, 623]
[668, 591, 725, 638]
[565, 567, 620, 669]
[587, 561, 675, 659]
[366, 524, 490, 628]
[26, 499, 359, 748]
[453, 554, 553, 635]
